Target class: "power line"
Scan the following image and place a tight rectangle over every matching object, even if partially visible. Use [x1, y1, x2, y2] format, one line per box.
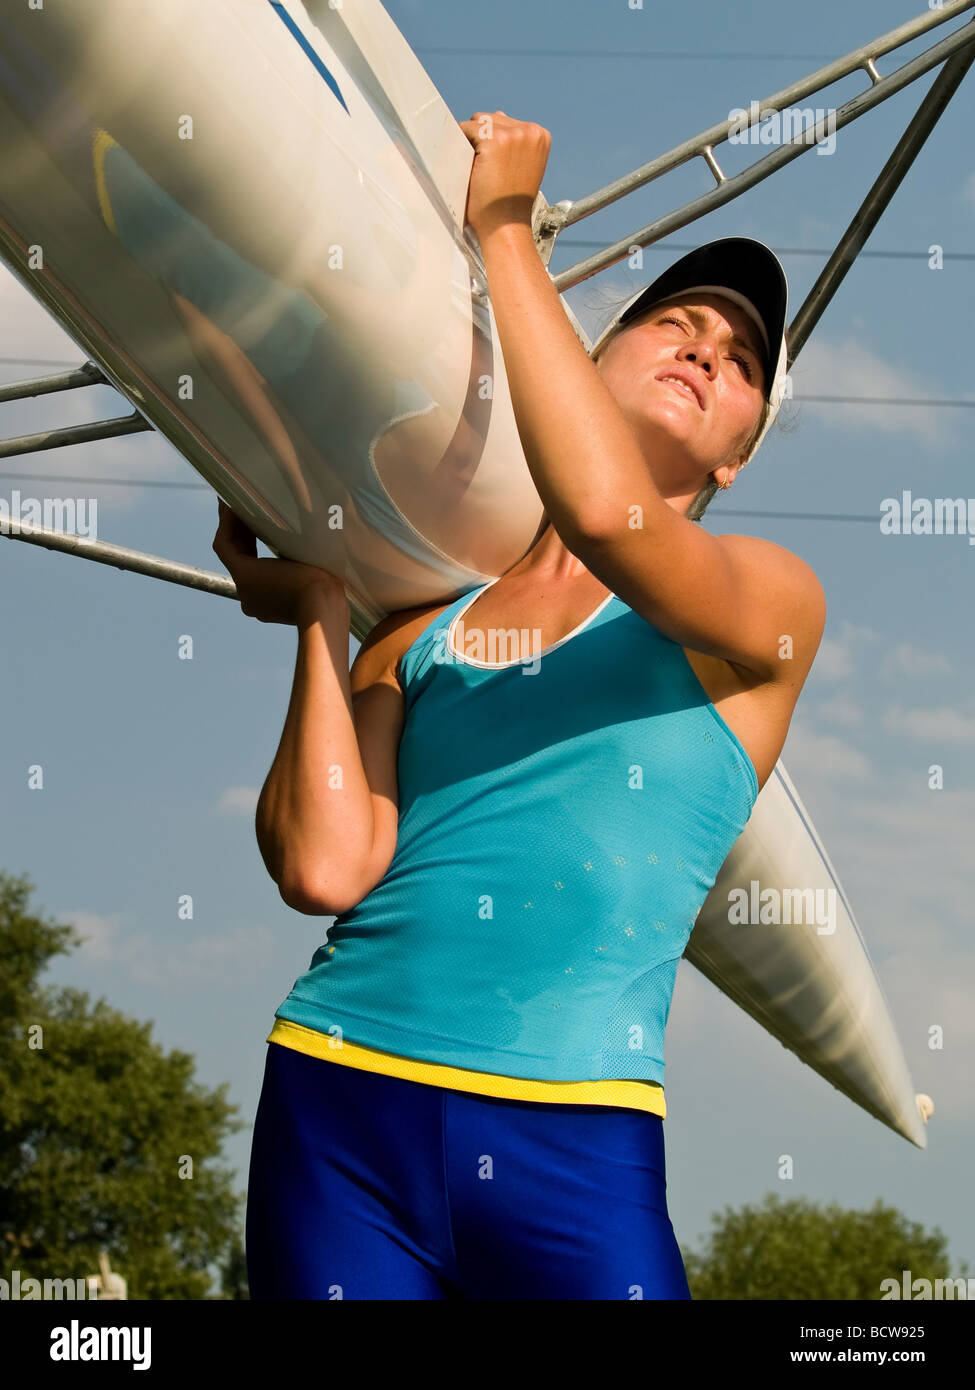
[720, 509, 880, 523]
[416, 45, 841, 62]
[800, 395, 974, 408]
[0, 356, 90, 368]
[0, 473, 964, 528]
[0, 470, 206, 489]
[557, 239, 975, 263]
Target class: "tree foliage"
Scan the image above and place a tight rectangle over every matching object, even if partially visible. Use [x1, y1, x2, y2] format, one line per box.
[681, 1192, 966, 1300]
[0, 871, 248, 1299]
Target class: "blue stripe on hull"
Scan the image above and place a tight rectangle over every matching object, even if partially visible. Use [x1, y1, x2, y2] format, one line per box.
[269, 2, 350, 114]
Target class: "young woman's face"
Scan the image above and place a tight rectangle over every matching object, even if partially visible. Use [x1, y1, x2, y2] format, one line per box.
[595, 291, 767, 487]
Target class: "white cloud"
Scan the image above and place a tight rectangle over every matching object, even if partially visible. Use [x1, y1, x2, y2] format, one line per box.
[162, 924, 276, 983]
[790, 336, 949, 445]
[883, 703, 975, 743]
[814, 692, 864, 725]
[0, 270, 83, 371]
[63, 910, 126, 960]
[807, 619, 882, 684]
[781, 722, 873, 780]
[787, 780, 975, 952]
[61, 907, 276, 985]
[217, 785, 260, 815]
[811, 635, 856, 682]
[880, 643, 954, 682]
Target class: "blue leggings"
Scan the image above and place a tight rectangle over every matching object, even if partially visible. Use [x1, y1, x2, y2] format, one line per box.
[245, 1042, 691, 1300]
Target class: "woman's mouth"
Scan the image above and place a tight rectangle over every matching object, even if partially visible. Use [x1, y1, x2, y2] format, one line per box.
[655, 372, 705, 409]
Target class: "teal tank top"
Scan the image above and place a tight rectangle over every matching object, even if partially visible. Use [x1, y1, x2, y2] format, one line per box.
[274, 579, 759, 1086]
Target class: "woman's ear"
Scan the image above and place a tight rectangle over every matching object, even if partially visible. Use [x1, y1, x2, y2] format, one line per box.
[711, 460, 746, 490]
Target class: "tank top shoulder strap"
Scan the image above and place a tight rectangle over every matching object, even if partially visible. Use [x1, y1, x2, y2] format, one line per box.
[397, 583, 491, 703]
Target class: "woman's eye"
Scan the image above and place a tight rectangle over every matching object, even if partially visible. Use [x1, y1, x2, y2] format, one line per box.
[661, 315, 755, 381]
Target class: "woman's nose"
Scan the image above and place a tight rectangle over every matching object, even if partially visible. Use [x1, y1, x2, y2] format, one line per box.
[680, 343, 716, 376]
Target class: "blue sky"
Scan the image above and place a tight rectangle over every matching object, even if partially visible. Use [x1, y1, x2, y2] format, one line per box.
[2, 0, 973, 1285]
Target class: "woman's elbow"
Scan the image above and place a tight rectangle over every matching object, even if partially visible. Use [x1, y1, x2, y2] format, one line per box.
[277, 869, 357, 918]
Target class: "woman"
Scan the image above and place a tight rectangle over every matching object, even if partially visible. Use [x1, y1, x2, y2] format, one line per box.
[217, 114, 826, 1300]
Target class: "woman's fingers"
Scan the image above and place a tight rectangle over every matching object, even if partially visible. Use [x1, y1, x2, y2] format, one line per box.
[213, 499, 258, 569]
[459, 112, 551, 239]
[459, 111, 515, 145]
[218, 499, 257, 553]
[211, 497, 348, 625]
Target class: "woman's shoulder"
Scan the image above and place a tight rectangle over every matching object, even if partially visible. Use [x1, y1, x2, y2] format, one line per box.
[715, 533, 827, 668]
[353, 596, 459, 690]
[716, 533, 825, 604]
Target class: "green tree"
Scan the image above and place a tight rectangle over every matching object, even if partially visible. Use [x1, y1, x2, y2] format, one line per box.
[0, 870, 249, 1299]
[681, 1192, 967, 1299]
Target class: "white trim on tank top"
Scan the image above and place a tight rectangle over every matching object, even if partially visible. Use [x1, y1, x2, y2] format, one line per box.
[446, 576, 617, 670]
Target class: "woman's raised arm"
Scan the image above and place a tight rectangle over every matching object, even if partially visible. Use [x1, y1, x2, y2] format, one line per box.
[459, 112, 825, 682]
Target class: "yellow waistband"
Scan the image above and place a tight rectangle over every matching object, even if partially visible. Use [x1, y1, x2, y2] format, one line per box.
[266, 1018, 666, 1117]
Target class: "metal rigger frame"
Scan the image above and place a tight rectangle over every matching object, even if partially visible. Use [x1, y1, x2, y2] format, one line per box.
[1, 0, 973, 643]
